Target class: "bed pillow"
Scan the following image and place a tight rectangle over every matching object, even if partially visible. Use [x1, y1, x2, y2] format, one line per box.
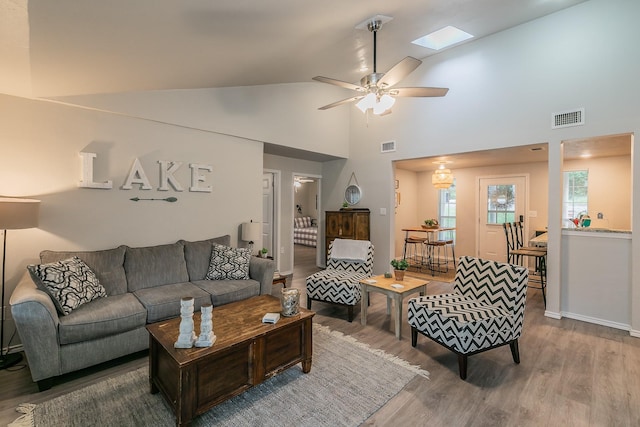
[27, 256, 107, 315]
[205, 244, 251, 280]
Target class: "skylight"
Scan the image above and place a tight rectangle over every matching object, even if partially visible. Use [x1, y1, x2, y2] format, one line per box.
[412, 26, 474, 50]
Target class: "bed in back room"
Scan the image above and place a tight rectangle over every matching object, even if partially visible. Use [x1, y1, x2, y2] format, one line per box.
[294, 216, 317, 247]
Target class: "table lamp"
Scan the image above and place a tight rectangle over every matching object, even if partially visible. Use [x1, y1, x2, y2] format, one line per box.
[241, 221, 261, 255]
[0, 197, 40, 370]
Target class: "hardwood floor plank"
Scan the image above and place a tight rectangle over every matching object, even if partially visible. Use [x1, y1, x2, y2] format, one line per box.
[1, 244, 638, 426]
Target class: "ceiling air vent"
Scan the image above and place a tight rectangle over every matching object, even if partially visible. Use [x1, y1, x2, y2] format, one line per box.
[552, 108, 584, 129]
[381, 140, 396, 153]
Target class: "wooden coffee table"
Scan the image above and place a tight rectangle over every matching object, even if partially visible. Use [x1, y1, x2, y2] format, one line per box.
[146, 295, 315, 427]
[359, 275, 428, 340]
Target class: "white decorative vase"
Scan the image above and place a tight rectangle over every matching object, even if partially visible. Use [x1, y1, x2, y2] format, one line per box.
[174, 297, 197, 349]
[195, 304, 216, 348]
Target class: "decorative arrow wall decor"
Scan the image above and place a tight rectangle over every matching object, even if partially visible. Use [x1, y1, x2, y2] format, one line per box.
[130, 197, 178, 203]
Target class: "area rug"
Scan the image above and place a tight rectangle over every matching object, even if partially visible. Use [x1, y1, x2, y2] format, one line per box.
[406, 267, 456, 283]
[11, 324, 428, 427]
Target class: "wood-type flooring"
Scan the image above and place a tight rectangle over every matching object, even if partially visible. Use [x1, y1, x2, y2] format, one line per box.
[1, 244, 638, 426]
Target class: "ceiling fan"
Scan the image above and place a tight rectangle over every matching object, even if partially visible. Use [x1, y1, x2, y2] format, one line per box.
[313, 18, 449, 115]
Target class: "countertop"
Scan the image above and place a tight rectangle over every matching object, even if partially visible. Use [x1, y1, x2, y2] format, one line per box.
[561, 227, 631, 234]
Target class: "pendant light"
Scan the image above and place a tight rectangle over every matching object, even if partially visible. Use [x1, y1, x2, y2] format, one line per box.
[432, 162, 454, 189]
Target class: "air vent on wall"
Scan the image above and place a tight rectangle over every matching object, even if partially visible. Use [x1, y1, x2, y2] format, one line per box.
[381, 140, 396, 153]
[552, 108, 585, 129]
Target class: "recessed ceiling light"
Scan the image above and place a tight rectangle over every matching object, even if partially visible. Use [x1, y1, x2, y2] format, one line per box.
[412, 26, 474, 50]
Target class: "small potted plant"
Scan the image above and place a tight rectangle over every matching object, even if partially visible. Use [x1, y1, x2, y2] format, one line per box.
[390, 258, 409, 281]
[260, 248, 269, 258]
[422, 219, 439, 229]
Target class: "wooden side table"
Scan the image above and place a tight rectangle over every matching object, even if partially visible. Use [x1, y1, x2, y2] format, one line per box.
[273, 275, 287, 288]
[359, 275, 428, 340]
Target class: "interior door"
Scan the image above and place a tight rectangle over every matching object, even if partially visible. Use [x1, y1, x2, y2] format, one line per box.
[477, 176, 527, 262]
[262, 173, 275, 257]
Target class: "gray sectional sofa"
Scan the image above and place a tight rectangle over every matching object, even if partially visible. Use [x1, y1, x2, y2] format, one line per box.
[9, 235, 275, 390]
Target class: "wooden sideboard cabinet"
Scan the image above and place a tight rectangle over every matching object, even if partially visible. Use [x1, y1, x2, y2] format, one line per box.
[325, 209, 370, 256]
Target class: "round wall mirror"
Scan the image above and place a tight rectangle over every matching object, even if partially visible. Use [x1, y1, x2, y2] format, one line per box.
[344, 184, 362, 205]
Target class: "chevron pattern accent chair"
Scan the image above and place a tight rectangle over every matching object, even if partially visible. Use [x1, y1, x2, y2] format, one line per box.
[305, 240, 373, 322]
[408, 256, 528, 379]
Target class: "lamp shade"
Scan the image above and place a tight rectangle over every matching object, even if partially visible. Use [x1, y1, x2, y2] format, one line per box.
[0, 198, 40, 230]
[241, 221, 261, 243]
[432, 168, 454, 189]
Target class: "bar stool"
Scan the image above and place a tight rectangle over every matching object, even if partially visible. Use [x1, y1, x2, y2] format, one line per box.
[503, 222, 547, 306]
[405, 236, 427, 269]
[426, 238, 455, 274]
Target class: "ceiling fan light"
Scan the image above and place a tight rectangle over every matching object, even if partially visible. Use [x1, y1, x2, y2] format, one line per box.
[373, 94, 395, 115]
[356, 93, 377, 113]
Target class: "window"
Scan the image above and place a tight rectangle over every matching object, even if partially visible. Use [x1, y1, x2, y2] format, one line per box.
[563, 170, 588, 225]
[438, 179, 456, 228]
[486, 184, 516, 224]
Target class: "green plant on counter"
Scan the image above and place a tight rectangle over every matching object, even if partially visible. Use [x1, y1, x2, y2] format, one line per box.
[424, 219, 439, 227]
[390, 258, 409, 270]
[260, 248, 268, 254]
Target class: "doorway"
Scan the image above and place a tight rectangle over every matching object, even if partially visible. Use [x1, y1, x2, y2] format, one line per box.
[293, 174, 321, 269]
[477, 175, 528, 262]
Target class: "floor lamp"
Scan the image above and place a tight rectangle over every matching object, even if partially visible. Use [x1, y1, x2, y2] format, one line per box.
[0, 197, 40, 370]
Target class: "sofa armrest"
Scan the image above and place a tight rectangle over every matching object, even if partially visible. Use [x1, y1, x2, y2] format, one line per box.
[249, 257, 276, 296]
[10, 271, 62, 382]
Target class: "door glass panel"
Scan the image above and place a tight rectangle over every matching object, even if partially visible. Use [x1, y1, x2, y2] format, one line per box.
[487, 184, 516, 224]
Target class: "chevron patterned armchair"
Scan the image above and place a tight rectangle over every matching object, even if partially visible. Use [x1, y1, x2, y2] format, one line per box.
[408, 256, 528, 379]
[306, 239, 373, 322]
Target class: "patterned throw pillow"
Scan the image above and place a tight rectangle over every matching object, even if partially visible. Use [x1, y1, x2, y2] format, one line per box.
[27, 256, 107, 315]
[205, 244, 251, 280]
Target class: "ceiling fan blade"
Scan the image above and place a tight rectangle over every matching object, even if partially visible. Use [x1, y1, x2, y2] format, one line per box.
[391, 87, 449, 97]
[318, 96, 365, 110]
[312, 76, 365, 92]
[377, 57, 422, 88]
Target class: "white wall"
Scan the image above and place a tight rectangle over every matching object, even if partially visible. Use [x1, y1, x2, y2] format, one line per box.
[294, 181, 318, 219]
[564, 156, 632, 230]
[393, 169, 420, 259]
[54, 83, 351, 159]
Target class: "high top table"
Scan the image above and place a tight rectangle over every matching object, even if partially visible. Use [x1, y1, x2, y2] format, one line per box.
[401, 227, 456, 270]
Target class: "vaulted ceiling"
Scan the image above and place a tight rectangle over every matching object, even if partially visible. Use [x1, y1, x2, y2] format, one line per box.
[2, 0, 586, 98]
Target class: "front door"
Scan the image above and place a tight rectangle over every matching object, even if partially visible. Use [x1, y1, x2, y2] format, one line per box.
[477, 176, 527, 262]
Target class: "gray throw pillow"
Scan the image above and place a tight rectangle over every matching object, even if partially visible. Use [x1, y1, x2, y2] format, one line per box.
[205, 244, 251, 280]
[27, 256, 107, 315]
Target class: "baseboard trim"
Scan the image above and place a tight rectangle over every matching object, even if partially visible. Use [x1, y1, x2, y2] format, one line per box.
[544, 310, 562, 319]
[561, 311, 629, 332]
[1, 343, 24, 355]
[629, 329, 640, 338]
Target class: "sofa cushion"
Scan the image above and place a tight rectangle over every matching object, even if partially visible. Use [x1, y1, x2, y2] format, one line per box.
[134, 282, 211, 323]
[40, 246, 127, 296]
[179, 235, 231, 281]
[192, 279, 260, 306]
[205, 244, 251, 280]
[27, 257, 107, 315]
[58, 293, 147, 345]
[124, 242, 189, 292]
